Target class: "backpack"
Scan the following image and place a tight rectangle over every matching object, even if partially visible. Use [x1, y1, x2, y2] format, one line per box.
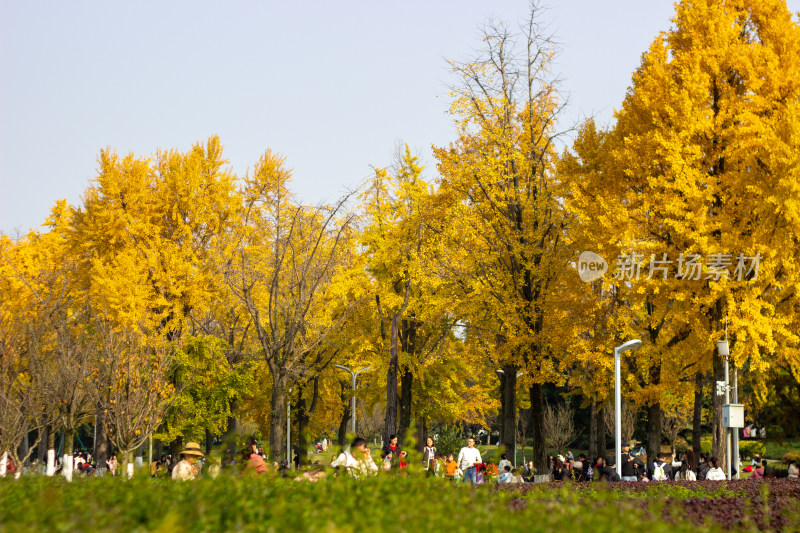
[653, 462, 668, 481]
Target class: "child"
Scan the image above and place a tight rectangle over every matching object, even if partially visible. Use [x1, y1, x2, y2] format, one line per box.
[497, 465, 512, 483]
[398, 451, 408, 469]
[445, 453, 458, 480]
[383, 452, 393, 471]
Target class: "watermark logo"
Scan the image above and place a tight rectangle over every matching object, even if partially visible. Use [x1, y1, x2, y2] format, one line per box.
[576, 251, 761, 283]
[578, 251, 608, 282]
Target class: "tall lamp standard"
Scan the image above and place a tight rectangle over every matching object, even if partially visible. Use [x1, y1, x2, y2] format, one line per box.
[615, 339, 642, 478]
[335, 365, 372, 434]
[496, 369, 526, 468]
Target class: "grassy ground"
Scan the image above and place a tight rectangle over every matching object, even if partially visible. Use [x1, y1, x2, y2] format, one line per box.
[2, 472, 798, 532]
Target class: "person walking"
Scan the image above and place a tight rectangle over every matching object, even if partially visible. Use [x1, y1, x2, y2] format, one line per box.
[648, 452, 673, 481]
[382, 435, 401, 462]
[172, 442, 204, 481]
[444, 453, 459, 480]
[620, 442, 640, 481]
[107, 454, 118, 477]
[457, 437, 482, 485]
[422, 437, 437, 474]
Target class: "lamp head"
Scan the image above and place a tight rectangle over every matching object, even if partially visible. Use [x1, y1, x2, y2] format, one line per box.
[617, 339, 642, 353]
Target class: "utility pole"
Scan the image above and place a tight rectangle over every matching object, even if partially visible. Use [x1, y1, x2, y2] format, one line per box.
[334, 365, 372, 434]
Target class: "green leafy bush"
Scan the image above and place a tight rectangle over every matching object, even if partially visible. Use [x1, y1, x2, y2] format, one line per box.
[433, 425, 466, 457]
[0, 474, 798, 532]
[739, 440, 766, 459]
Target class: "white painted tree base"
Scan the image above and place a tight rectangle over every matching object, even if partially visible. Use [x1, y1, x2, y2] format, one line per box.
[46, 449, 55, 476]
[62, 454, 73, 482]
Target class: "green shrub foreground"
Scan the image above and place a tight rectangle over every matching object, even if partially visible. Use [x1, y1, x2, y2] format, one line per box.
[1, 475, 798, 533]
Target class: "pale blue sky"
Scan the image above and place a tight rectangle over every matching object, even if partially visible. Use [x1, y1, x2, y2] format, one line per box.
[3, 1, 796, 234]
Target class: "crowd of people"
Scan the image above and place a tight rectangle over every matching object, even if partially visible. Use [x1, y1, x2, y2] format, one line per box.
[6, 434, 798, 484]
[322, 436, 800, 484]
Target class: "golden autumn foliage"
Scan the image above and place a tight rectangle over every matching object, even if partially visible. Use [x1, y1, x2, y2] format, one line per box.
[1, 1, 799, 472]
[562, 0, 800, 462]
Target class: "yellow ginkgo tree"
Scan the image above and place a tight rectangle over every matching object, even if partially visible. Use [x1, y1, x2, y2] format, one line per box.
[564, 0, 800, 466]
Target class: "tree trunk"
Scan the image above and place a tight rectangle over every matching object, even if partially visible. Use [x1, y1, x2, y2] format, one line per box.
[296, 378, 319, 467]
[38, 426, 47, 464]
[382, 281, 411, 445]
[692, 371, 703, 460]
[296, 392, 309, 466]
[63, 427, 75, 481]
[383, 319, 403, 444]
[589, 398, 598, 459]
[170, 437, 183, 466]
[501, 363, 517, 455]
[529, 383, 548, 477]
[598, 405, 608, 458]
[223, 401, 239, 462]
[646, 402, 662, 465]
[398, 366, 413, 445]
[269, 373, 287, 462]
[205, 429, 213, 455]
[46, 425, 55, 476]
[337, 380, 351, 449]
[497, 373, 506, 446]
[416, 416, 426, 451]
[63, 427, 74, 456]
[95, 411, 109, 474]
[125, 450, 135, 479]
[384, 326, 401, 444]
[19, 432, 29, 466]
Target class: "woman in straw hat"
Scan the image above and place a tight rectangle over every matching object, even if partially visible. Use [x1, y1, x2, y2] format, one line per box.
[172, 442, 204, 481]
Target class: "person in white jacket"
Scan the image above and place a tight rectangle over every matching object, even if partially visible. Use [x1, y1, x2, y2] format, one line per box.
[706, 456, 727, 481]
[457, 437, 482, 485]
[330, 437, 378, 478]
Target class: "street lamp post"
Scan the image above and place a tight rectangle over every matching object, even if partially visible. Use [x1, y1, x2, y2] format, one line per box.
[615, 339, 642, 478]
[287, 387, 292, 468]
[335, 365, 372, 434]
[496, 369, 525, 468]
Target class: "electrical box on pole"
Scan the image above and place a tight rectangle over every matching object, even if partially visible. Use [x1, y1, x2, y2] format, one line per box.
[722, 404, 744, 428]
